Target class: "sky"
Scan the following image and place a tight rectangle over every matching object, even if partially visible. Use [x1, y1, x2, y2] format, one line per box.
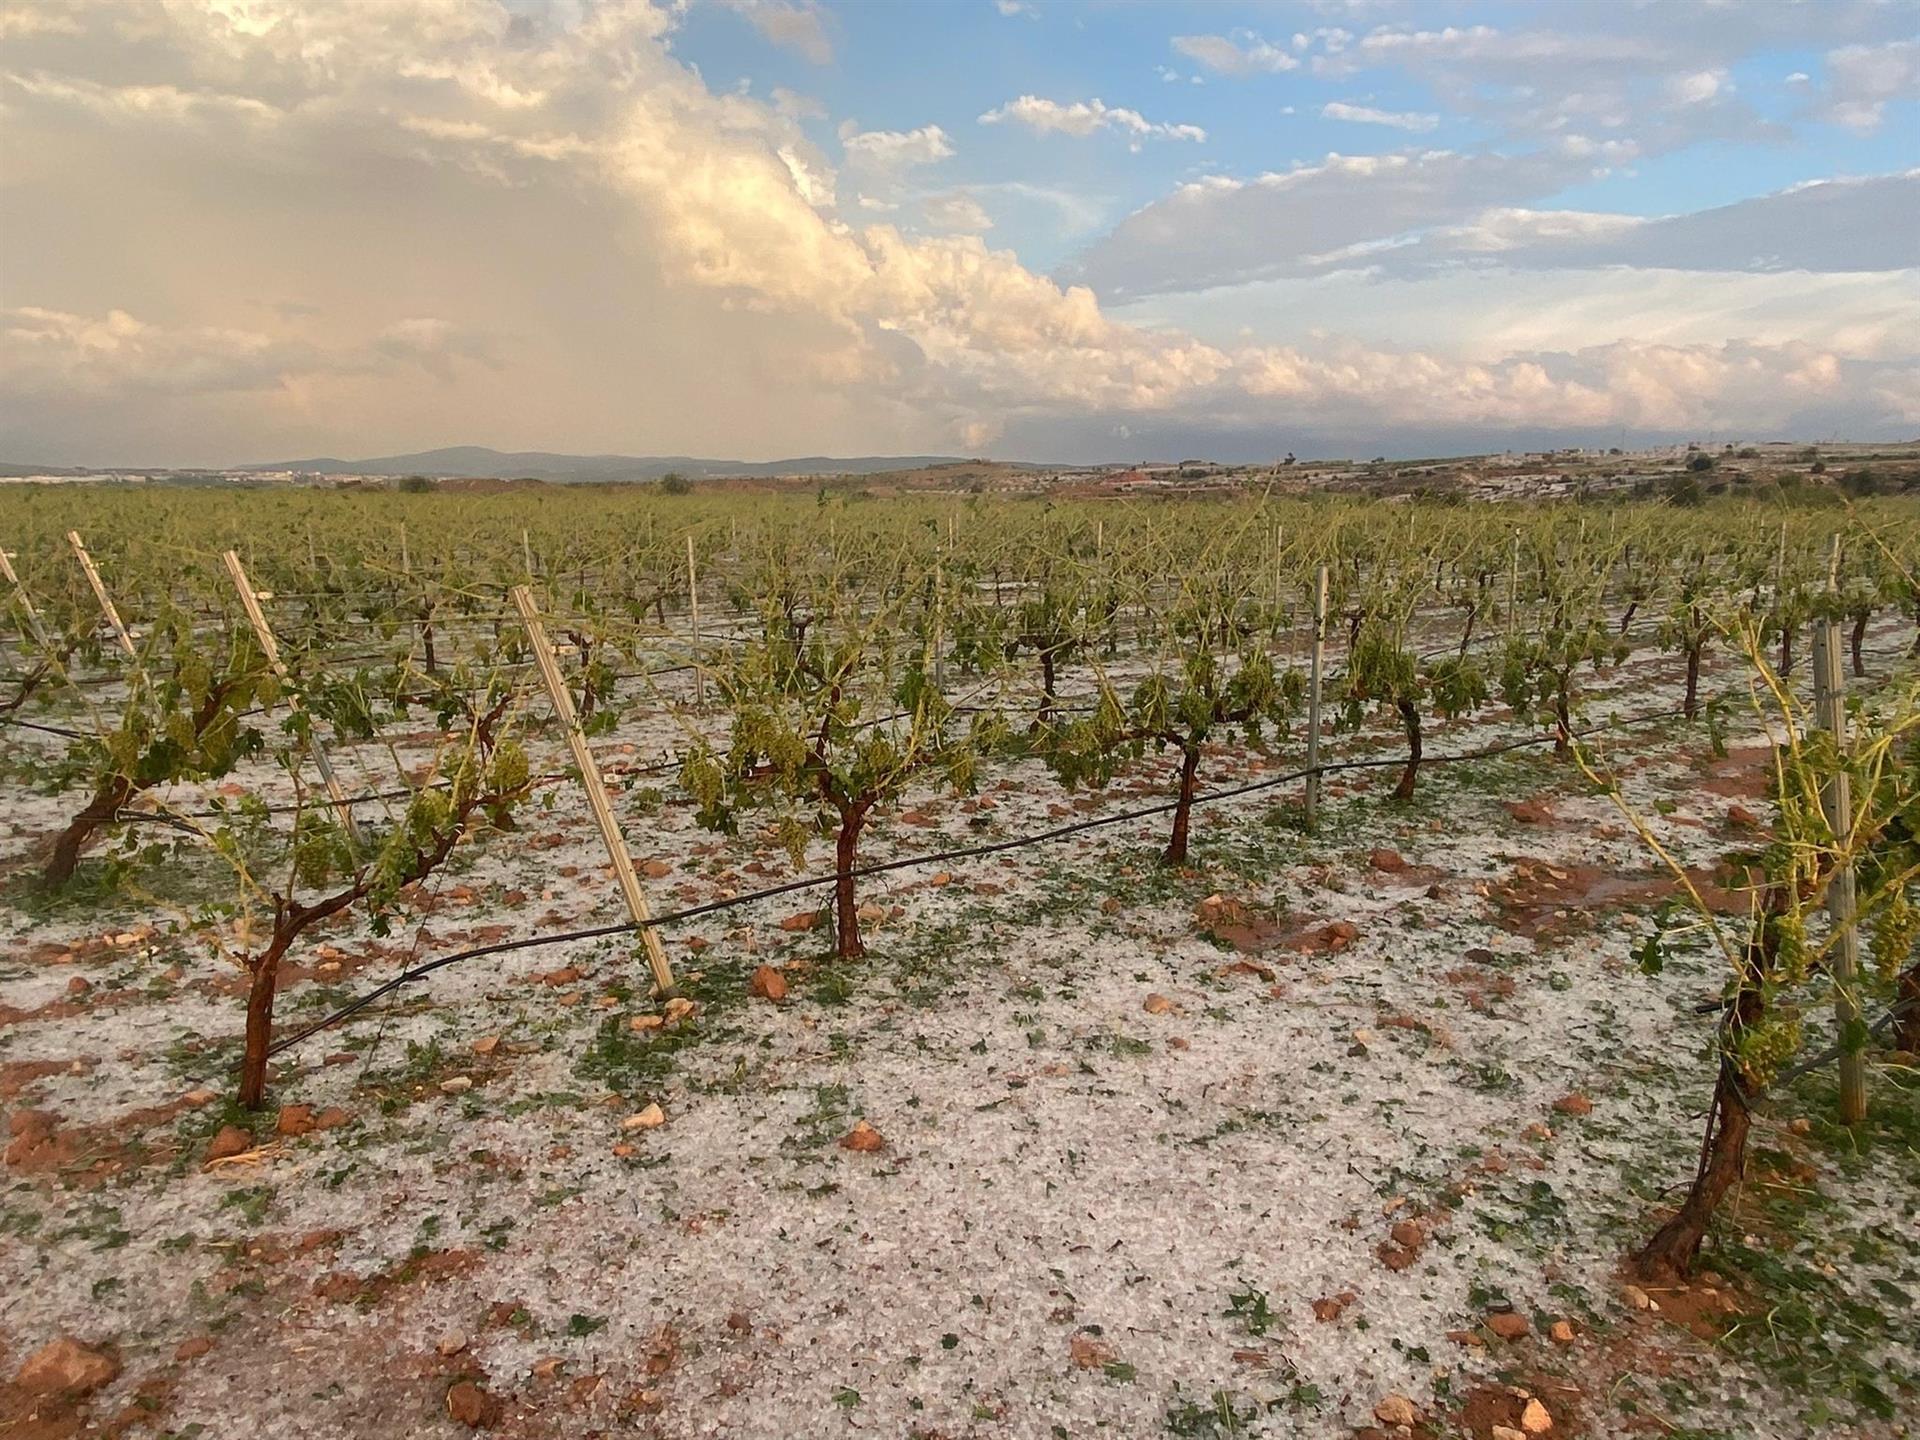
[1, 0, 1917, 467]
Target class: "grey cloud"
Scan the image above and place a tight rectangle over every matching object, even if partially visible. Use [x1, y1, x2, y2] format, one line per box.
[1062, 147, 1604, 299]
[1066, 163, 1918, 301]
[1382, 172, 1920, 277]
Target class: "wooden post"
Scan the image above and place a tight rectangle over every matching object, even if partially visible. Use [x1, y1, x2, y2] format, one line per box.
[1776, 522, 1791, 676]
[1304, 564, 1328, 833]
[0, 548, 52, 650]
[222, 550, 365, 848]
[67, 531, 136, 658]
[933, 556, 946, 691]
[1506, 531, 1520, 643]
[511, 585, 675, 995]
[1813, 567, 1867, 1123]
[399, 524, 410, 577]
[1272, 524, 1285, 636]
[685, 533, 703, 704]
[522, 528, 535, 580]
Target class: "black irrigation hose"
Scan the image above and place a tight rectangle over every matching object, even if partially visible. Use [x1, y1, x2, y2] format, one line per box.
[106, 772, 573, 823]
[264, 701, 1690, 1059]
[0, 715, 88, 740]
[1769, 998, 1918, 1090]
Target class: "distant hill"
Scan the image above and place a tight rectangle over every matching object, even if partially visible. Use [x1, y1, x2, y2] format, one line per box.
[0, 462, 89, 478]
[244, 446, 975, 484]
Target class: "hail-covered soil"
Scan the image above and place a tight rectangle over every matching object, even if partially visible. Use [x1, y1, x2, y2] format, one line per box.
[1, 631, 1916, 1440]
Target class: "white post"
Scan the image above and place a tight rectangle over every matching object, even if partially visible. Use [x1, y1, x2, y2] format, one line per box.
[511, 585, 676, 995]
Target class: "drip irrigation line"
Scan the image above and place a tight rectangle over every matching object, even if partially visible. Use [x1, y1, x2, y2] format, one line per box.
[0, 715, 88, 740]
[265, 700, 1689, 1059]
[106, 771, 572, 823]
[1770, 998, 1917, 1089]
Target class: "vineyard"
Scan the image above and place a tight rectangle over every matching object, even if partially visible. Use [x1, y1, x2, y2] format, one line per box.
[1, 483, 1917, 1440]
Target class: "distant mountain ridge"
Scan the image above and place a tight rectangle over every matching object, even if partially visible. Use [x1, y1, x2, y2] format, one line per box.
[243, 446, 977, 484]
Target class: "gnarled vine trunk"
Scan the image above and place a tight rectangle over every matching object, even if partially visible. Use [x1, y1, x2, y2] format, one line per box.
[237, 888, 359, 1109]
[1394, 698, 1422, 801]
[1894, 962, 1920, 1056]
[1633, 1058, 1753, 1280]
[1849, 612, 1868, 678]
[44, 775, 135, 889]
[44, 679, 237, 888]
[238, 937, 290, 1111]
[1632, 899, 1775, 1279]
[1164, 745, 1201, 865]
[832, 802, 870, 960]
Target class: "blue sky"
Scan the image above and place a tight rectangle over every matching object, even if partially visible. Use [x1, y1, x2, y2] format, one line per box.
[668, 1, 1919, 268]
[2, 0, 1917, 464]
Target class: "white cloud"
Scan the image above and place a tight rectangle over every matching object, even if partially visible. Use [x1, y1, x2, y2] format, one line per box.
[843, 123, 955, 170]
[1, 306, 496, 398]
[1, 71, 282, 127]
[1666, 69, 1727, 105]
[1, 307, 318, 397]
[371, 317, 500, 380]
[1321, 101, 1440, 132]
[771, 86, 826, 120]
[993, 1, 1036, 18]
[1819, 39, 1920, 132]
[718, 0, 833, 65]
[1170, 32, 1299, 76]
[978, 95, 1205, 146]
[924, 191, 993, 234]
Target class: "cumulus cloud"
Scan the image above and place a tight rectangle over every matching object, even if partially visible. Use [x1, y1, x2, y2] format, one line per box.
[1321, 101, 1439, 132]
[1171, 32, 1298, 76]
[978, 95, 1206, 146]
